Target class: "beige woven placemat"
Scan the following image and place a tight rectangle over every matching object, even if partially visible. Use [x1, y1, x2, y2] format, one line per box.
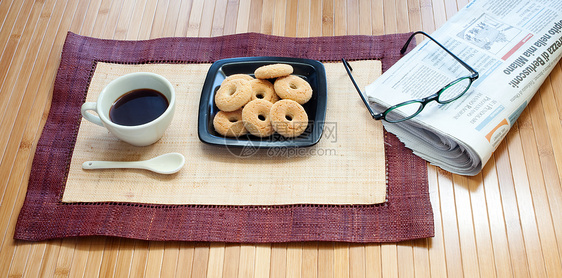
[62, 60, 385, 205]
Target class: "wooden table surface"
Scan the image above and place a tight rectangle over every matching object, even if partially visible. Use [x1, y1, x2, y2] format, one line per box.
[1, 0, 562, 277]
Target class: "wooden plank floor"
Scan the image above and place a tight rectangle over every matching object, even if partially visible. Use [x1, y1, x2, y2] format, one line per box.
[1, 0, 561, 277]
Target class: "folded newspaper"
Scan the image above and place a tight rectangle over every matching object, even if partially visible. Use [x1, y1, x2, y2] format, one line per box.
[366, 0, 562, 175]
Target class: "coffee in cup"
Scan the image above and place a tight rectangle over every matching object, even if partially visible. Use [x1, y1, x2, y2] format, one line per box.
[109, 88, 169, 126]
[81, 72, 175, 146]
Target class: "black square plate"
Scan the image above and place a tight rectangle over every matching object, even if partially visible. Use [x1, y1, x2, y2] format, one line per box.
[198, 57, 327, 148]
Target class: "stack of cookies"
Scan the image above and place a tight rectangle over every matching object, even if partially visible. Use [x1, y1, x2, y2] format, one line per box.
[213, 63, 312, 138]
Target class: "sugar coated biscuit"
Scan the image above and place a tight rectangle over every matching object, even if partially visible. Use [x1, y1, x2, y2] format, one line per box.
[273, 75, 312, 104]
[214, 79, 252, 112]
[249, 79, 279, 103]
[222, 73, 254, 84]
[242, 99, 275, 137]
[213, 109, 248, 137]
[270, 99, 308, 137]
[254, 63, 293, 79]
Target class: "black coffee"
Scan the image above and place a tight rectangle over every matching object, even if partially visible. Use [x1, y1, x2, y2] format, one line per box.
[109, 88, 169, 126]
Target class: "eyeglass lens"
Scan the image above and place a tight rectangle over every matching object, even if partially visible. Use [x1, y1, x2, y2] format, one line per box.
[437, 77, 472, 103]
[384, 102, 424, 122]
[383, 76, 472, 122]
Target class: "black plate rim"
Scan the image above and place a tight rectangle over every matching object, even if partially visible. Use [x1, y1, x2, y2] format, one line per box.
[197, 56, 327, 148]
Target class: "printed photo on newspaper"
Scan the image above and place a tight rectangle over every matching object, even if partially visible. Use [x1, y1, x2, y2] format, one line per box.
[364, 0, 562, 175]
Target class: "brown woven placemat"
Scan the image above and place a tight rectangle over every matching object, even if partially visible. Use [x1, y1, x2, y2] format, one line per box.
[14, 32, 433, 242]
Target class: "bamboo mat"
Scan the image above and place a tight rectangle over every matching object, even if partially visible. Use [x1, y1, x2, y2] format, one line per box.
[14, 32, 433, 242]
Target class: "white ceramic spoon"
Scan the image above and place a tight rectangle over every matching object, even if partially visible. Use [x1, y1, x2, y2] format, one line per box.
[82, 153, 185, 174]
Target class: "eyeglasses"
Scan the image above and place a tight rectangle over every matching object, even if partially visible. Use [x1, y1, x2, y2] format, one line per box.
[342, 31, 479, 123]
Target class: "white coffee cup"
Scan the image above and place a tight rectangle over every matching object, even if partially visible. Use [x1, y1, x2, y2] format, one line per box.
[81, 72, 175, 146]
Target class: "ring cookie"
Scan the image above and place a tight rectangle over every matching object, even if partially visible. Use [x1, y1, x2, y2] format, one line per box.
[274, 75, 313, 104]
[222, 73, 254, 84]
[213, 109, 248, 137]
[270, 99, 308, 138]
[242, 99, 274, 137]
[254, 63, 293, 79]
[214, 79, 252, 112]
[249, 79, 279, 103]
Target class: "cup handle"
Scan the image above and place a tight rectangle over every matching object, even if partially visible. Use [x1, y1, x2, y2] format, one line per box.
[81, 102, 104, 127]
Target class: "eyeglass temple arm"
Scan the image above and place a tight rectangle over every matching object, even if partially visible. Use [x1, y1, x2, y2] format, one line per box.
[341, 59, 383, 120]
[401, 31, 479, 79]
